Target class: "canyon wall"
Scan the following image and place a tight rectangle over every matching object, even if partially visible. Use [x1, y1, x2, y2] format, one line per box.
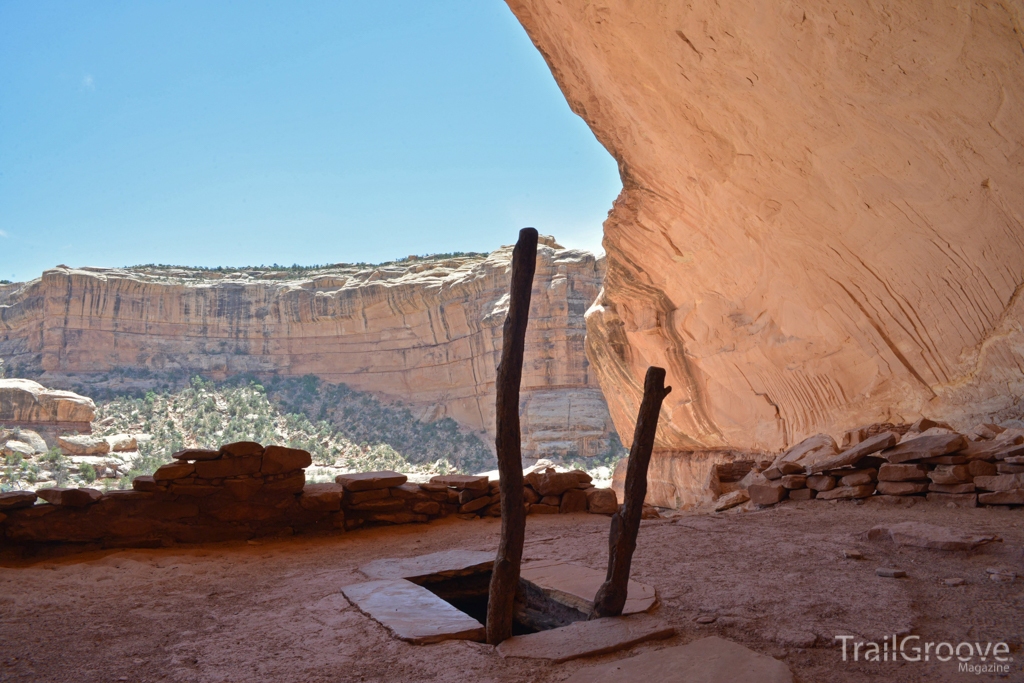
[0, 240, 617, 461]
[508, 0, 1024, 453]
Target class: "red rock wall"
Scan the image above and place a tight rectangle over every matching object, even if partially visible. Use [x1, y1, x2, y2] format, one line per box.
[507, 0, 1024, 452]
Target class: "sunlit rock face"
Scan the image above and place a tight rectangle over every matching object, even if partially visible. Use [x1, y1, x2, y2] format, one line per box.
[508, 0, 1024, 452]
[0, 242, 616, 460]
[0, 379, 95, 431]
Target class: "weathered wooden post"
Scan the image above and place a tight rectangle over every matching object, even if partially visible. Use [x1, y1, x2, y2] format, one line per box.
[486, 227, 538, 645]
[592, 366, 672, 618]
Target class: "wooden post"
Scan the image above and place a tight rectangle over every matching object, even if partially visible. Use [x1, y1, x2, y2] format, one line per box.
[592, 366, 672, 618]
[486, 227, 538, 645]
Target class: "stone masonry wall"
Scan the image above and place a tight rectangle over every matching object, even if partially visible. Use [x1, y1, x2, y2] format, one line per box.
[0, 441, 619, 549]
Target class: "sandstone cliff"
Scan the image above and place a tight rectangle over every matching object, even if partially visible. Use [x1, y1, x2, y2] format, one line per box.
[0, 241, 616, 461]
[0, 379, 95, 432]
[508, 0, 1024, 452]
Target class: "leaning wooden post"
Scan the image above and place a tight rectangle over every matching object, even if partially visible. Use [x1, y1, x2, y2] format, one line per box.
[592, 366, 672, 618]
[486, 227, 538, 645]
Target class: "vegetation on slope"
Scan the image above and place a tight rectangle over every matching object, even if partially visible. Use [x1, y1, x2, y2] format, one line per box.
[90, 375, 495, 486]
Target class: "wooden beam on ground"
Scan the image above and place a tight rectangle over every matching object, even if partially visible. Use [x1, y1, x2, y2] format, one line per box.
[486, 227, 538, 645]
[592, 366, 672, 618]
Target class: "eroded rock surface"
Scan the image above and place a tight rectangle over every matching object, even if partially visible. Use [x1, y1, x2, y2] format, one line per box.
[508, 1, 1024, 454]
[0, 379, 95, 430]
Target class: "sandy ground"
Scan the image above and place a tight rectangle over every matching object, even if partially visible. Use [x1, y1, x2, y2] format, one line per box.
[1, 500, 1022, 683]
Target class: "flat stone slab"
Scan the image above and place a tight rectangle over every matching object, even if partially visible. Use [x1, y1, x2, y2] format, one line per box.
[429, 475, 490, 491]
[359, 549, 494, 582]
[867, 521, 1000, 550]
[497, 615, 674, 663]
[520, 561, 657, 615]
[562, 636, 793, 683]
[341, 579, 485, 644]
[335, 471, 407, 492]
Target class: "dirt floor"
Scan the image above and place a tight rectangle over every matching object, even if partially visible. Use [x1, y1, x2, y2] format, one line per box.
[1, 499, 1022, 682]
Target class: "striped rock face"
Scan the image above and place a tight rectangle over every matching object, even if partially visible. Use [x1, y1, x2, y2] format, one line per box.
[508, 0, 1024, 452]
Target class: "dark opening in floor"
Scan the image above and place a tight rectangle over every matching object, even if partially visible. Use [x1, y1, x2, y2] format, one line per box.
[415, 569, 589, 636]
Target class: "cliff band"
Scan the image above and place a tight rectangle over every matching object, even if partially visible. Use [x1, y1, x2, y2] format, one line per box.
[0, 241, 616, 460]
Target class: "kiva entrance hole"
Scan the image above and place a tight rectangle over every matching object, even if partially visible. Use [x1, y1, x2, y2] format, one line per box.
[412, 568, 589, 636]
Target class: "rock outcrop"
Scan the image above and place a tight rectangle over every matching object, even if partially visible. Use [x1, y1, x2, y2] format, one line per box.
[0, 242, 616, 460]
[0, 379, 95, 432]
[507, 1, 1024, 453]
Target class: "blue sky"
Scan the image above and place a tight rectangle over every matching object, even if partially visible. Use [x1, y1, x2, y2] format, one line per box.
[0, 2, 620, 282]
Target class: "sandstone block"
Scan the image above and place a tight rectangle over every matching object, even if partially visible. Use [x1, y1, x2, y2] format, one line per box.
[928, 465, 972, 485]
[105, 434, 137, 452]
[172, 448, 220, 461]
[260, 445, 312, 474]
[348, 488, 390, 505]
[261, 471, 305, 495]
[36, 487, 102, 507]
[997, 463, 1024, 474]
[299, 483, 345, 511]
[529, 503, 559, 514]
[153, 461, 195, 481]
[970, 423, 1006, 440]
[926, 492, 977, 507]
[571, 469, 593, 486]
[586, 488, 619, 514]
[808, 432, 898, 473]
[56, 434, 109, 455]
[523, 487, 541, 504]
[485, 502, 502, 517]
[780, 474, 806, 489]
[978, 490, 1024, 505]
[878, 463, 929, 482]
[778, 461, 807, 475]
[994, 443, 1024, 460]
[131, 475, 160, 492]
[525, 468, 580, 496]
[806, 475, 836, 491]
[762, 466, 783, 480]
[748, 483, 787, 505]
[350, 498, 407, 512]
[195, 455, 262, 479]
[418, 482, 449, 493]
[460, 496, 490, 514]
[336, 471, 407, 491]
[2, 440, 35, 457]
[412, 501, 441, 515]
[390, 483, 430, 501]
[876, 481, 928, 496]
[458, 488, 488, 505]
[777, 433, 839, 466]
[0, 490, 37, 510]
[560, 488, 588, 513]
[967, 460, 998, 477]
[219, 441, 264, 458]
[816, 484, 875, 500]
[974, 474, 1024, 492]
[429, 474, 489, 491]
[788, 488, 814, 501]
[871, 521, 997, 550]
[928, 482, 975, 494]
[919, 454, 968, 466]
[884, 433, 967, 464]
[840, 471, 876, 487]
[223, 477, 264, 501]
